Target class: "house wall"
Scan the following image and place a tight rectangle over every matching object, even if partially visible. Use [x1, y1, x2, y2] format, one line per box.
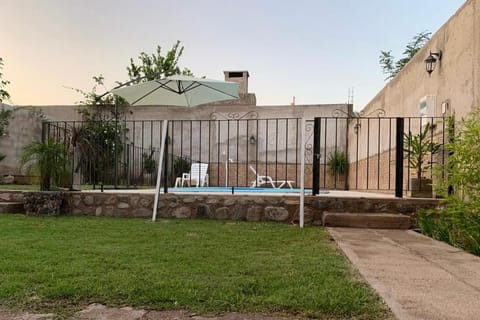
[347, 0, 480, 193]
[360, 0, 479, 120]
[0, 107, 43, 175]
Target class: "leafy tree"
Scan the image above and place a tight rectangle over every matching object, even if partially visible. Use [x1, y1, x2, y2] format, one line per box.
[0, 57, 10, 103]
[66, 42, 193, 185]
[127, 40, 193, 84]
[0, 58, 12, 162]
[379, 31, 431, 80]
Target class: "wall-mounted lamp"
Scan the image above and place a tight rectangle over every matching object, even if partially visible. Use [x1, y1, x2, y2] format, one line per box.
[425, 50, 442, 75]
[353, 123, 361, 135]
[249, 135, 256, 145]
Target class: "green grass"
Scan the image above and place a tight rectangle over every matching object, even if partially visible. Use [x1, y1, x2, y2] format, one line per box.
[0, 184, 155, 191]
[0, 215, 391, 319]
[0, 184, 40, 190]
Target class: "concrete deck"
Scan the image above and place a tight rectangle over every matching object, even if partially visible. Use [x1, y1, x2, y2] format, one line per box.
[328, 228, 480, 320]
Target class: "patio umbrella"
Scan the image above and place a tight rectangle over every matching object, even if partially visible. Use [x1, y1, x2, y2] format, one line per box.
[110, 75, 240, 221]
[110, 75, 239, 107]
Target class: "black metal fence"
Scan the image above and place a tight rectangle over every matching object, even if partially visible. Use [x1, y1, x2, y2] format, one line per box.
[43, 118, 310, 189]
[43, 115, 450, 196]
[310, 116, 450, 196]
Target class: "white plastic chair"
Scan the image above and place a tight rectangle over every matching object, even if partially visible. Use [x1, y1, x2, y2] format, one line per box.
[181, 163, 209, 187]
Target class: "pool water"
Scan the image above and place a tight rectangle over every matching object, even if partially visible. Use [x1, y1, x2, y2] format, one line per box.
[170, 186, 328, 194]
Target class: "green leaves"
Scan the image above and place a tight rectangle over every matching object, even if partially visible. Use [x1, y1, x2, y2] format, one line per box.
[418, 108, 480, 256]
[19, 137, 71, 191]
[327, 151, 348, 176]
[127, 41, 193, 84]
[379, 31, 431, 80]
[0, 57, 11, 103]
[403, 122, 441, 180]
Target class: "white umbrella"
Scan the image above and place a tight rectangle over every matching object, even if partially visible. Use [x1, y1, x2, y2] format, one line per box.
[111, 75, 240, 221]
[110, 75, 239, 107]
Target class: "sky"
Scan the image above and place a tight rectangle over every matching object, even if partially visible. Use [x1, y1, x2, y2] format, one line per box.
[0, 0, 466, 110]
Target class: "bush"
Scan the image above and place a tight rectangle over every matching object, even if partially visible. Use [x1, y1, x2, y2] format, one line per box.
[143, 151, 157, 174]
[418, 109, 480, 256]
[173, 155, 191, 178]
[19, 137, 71, 191]
[327, 151, 348, 176]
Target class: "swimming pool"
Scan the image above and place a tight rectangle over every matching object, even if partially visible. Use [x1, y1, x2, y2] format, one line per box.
[169, 186, 328, 194]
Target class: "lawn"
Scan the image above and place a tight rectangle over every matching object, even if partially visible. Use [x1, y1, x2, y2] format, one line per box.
[0, 184, 155, 191]
[0, 184, 40, 190]
[0, 215, 391, 319]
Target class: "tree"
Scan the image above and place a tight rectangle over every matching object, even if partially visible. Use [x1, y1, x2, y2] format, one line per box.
[0, 57, 10, 103]
[379, 31, 431, 80]
[65, 42, 193, 185]
[0, 57, 12, 162]
[126, 40, 193, 84]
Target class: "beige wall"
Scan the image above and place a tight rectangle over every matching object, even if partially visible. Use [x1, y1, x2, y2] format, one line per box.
[0, 107, 43, 175]
[360, 0, 479, 119]
[348, 0, 480, 168]
[6, 103, 351, 182]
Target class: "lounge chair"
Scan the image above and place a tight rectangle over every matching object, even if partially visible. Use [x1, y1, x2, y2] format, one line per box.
[180, 163, 209, 187]
[249, 166, 294, 189]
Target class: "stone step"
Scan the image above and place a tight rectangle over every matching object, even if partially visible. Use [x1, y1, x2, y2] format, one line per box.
[0, 202, 25, 214]
[322, 212, 411, 229]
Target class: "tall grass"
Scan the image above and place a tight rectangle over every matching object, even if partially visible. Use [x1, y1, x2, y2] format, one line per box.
[417, 206, 480, 255]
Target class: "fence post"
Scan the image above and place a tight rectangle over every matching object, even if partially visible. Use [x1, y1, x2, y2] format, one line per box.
[312, 117, 321, 195]
[41, 121, 47, 142]
[395, 118, 404, 198]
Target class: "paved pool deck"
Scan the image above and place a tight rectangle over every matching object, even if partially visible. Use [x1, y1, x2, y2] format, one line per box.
[328, 228, 480, 320]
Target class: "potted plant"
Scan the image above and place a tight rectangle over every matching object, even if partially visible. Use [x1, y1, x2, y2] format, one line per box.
[327, 151, 348, 189]
[19, 137, 71, 215]
[404, 122, 441, 198]
[142, 150, 157, 184]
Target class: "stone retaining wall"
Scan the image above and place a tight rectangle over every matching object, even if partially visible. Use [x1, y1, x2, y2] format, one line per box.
[0, 191, 24, 202]
[62, 192, 439, 225]
[1, 190, 440, 224]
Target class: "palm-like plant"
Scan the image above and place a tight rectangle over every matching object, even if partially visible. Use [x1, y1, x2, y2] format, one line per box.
[327, 151, 348, 176]
[19, 137, 71, 190]
[404, 122, 441, 180]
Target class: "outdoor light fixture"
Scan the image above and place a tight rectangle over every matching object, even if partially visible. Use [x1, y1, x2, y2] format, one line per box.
[425, 50, 442, 75]
[249, 135, 256, 145]
[353, 122, 361, 135]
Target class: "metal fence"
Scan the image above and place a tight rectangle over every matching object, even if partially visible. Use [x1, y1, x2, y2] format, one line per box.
[43, 115, 450, 196]
[43, 118, 312, 189]
[310, 116, 450, 196]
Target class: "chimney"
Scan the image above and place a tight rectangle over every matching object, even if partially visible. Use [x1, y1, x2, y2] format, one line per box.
[224, 71, 249, 95]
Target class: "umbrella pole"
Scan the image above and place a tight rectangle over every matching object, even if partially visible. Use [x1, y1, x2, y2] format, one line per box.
[152, 120, 168, 222]
[299, 117, 305, 228]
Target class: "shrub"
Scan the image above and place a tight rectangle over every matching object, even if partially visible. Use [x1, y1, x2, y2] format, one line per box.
[173, 155, 191, 178]
[19, 137, 71, 191]
[143, 151, 157, 174]
[418, 109, 480, 255]
[327, 151, 348, 176]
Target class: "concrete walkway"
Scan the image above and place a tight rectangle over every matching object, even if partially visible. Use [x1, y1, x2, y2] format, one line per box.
[328, 228, 480, 320]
